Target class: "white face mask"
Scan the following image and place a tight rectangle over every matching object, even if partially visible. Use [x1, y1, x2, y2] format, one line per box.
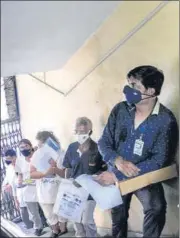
[76, 134, 89, 145]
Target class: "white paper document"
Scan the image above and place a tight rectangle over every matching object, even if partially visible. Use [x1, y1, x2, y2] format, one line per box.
[31, 144, 59, 173]
[75, 174, 123, 210]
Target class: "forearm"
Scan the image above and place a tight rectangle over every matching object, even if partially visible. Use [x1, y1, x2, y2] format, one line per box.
[55, 168, 65, 178]
[30, 171, 45, 179]
[136, 158, 163, 175]
[109, 166, 127, 181]
[98, 139, 119, 165]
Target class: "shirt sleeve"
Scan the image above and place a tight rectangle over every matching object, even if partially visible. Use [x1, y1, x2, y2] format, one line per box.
[98, 104, 121, 166]
[62, 145, 72, 168]
[88, 152, 108, 175]
[136, 116, 179, 175]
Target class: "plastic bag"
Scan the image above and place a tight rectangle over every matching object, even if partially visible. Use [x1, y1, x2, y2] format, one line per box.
[53, 179, 89, 222]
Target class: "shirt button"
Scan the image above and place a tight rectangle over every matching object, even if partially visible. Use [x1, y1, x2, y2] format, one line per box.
[128, 146, 131, 148]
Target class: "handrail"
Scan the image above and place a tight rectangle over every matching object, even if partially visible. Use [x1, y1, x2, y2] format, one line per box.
[1, 216, 28, 237]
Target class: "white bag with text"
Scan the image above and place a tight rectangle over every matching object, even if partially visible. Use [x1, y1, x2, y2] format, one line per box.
[53, 179, 89, 222]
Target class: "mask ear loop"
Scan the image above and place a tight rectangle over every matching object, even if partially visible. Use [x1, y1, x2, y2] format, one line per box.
[140, 94, 156, 101]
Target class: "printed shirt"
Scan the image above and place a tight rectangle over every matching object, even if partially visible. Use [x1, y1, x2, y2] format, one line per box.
[98, 100, 178, 181]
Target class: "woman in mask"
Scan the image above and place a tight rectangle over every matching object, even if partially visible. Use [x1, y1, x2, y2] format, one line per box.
[15, 139, 44, 236]
[30, 131, 68, 238]
[2, 148, 34, 229]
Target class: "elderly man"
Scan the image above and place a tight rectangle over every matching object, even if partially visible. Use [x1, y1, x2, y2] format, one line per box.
[63, 117, 107, 237]
[97, 65, 178, 238]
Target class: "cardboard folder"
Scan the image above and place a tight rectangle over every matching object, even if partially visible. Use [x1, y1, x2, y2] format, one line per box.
[117, 164, 178, 196]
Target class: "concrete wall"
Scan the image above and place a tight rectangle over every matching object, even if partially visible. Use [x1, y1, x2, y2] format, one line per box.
[16, 1, 179, 236]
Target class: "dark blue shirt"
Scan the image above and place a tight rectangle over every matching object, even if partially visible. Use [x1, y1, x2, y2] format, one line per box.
[98, 101, 178, 181]
[63, 139, 107, 179]
[63, 139, 107, 200]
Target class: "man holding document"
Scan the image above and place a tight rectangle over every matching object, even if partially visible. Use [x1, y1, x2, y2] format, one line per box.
[63, 117, 107, 237]
[96, 66, 178, 238]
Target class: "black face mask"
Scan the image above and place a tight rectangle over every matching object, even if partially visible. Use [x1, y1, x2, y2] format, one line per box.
[21, 149, 32, 157]
[5, 160, 12, 165]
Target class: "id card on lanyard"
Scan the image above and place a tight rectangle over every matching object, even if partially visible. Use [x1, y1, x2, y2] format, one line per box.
[133, 125, 146, 156]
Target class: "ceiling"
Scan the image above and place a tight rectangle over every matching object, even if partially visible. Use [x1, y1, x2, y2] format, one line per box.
[1, 1, 120, 77]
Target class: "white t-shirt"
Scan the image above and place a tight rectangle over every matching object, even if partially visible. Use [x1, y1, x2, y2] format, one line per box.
[35, 151, 65, 204]
[15, 156, 38, 202]
[2, 164, 17, 197]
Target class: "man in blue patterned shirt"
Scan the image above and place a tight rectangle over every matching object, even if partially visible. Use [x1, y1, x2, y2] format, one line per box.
[96, 65, 178, 238]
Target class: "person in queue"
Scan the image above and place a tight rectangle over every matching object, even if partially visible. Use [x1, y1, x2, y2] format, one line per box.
[30, 131, 68, 238]
[63, 117, 108, 237]
[96, 65, 178, 238]
[15, 139, 44, 236]
[2, 148, 33, 229]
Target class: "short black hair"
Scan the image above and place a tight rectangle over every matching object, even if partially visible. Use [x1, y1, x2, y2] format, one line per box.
[127, 65, 164, 96]
[5, 149, 16, 157]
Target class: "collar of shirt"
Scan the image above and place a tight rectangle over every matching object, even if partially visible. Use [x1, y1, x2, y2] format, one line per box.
[152, 99, 160, 115]
[76, 139, 95, 157]
[77, 149, 82, 157]
[128, 98, 160, 117]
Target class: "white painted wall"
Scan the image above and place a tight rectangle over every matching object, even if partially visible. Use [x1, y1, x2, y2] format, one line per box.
[1, 1, 120, 77]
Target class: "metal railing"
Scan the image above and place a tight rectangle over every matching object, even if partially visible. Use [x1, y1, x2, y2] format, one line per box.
[1, 117, 22, 221]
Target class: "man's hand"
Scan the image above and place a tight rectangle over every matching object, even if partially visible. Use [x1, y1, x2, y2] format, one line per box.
[115, 157, 140, 177]
[94, 171, 117, 186]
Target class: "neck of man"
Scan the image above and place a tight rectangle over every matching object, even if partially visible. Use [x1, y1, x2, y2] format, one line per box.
[136, 97, 157, 116]
[79, 138, 91, 152]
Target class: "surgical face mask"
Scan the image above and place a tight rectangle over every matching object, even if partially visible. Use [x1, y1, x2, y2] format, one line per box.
[76, 134, 90, 145]
[123, 85, 154, 105]
[20, 149, 32, 157]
